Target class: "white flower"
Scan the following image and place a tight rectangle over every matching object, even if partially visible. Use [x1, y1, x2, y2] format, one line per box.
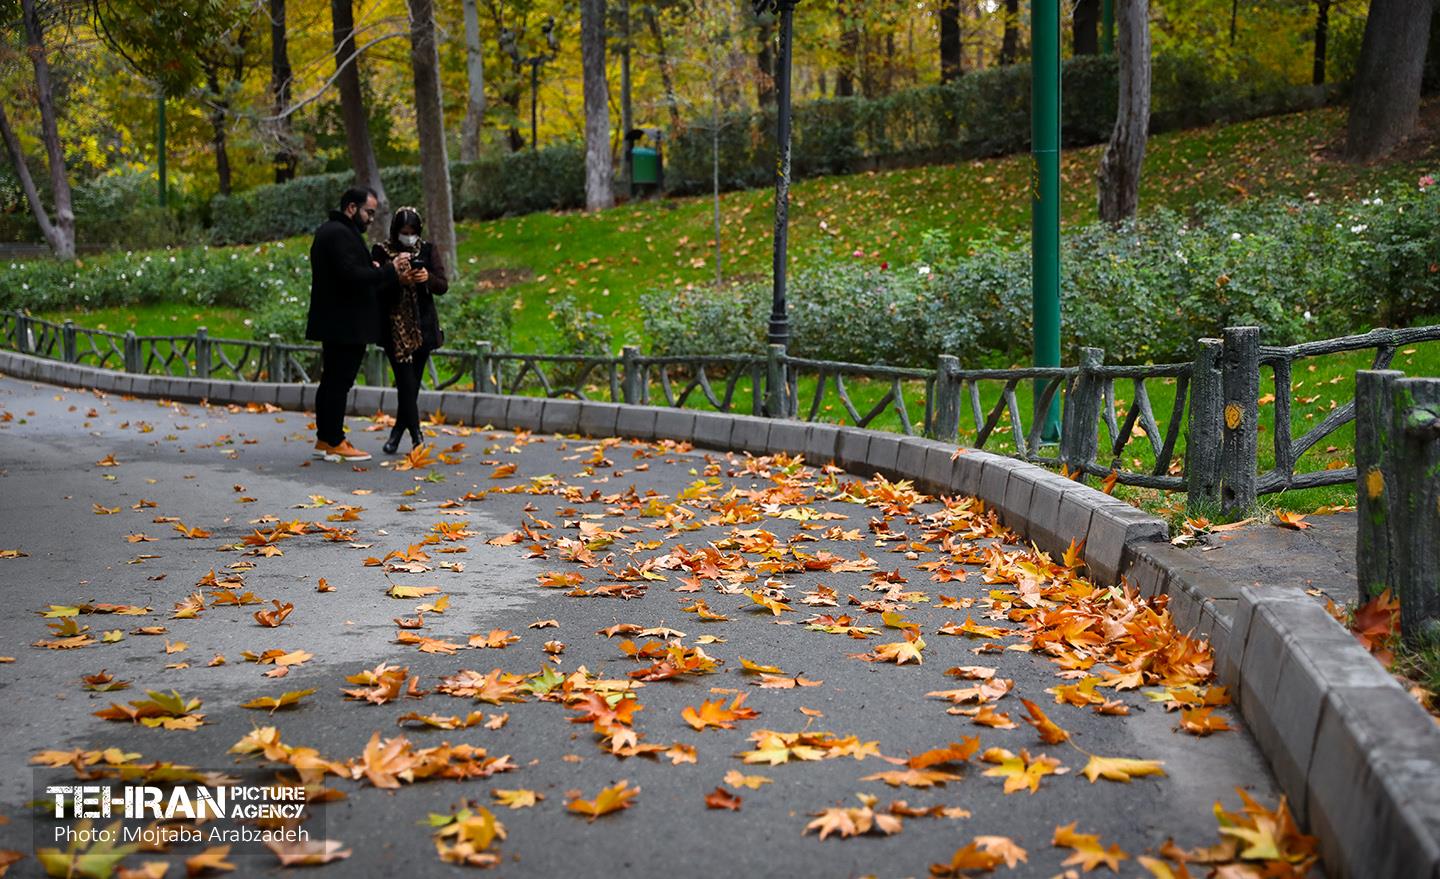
[1174, 250, 1188, 265]
[1304, 310, 1314, 321]
[1351, 224, 1368, 234]
[1374, 198, 1384, 206]
[21, 283, 28, 290]
[1230, 232, 1242, 241]
[169, 256, 176, 262]
[917, 265, 931, 276]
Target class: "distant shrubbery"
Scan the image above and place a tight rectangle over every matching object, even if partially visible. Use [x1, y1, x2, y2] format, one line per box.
[0, 240, 306, 317]
[663, 52, 1325, 195]
[643, 180, 1440, 365]
[208, 145, 586, 245]
[7, 181, 1435, 364]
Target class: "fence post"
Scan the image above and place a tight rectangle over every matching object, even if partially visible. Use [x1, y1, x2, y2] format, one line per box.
[1393, 377, 1440, 645]
[267, 334, 287, 383]
[1218, 326, 1260, 517]
[1186, 337, 1224, 510]
[765, 344, 788, 419]
[473, 341, 495, 393]
[930, 354, 961, 442]
[194, 327, 210, 379]
[1355, 370, 1404, 601]
[363, 346, 386, 387]
[123, 331, 141, 373]
[622, 345, 643, 404]
[15, 314, 31, 354]
[61, 320, 76, 363]
[1059, 347, 1104, 482]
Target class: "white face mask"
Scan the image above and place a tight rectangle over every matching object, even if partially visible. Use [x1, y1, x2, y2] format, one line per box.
[398, 234, 419, 248]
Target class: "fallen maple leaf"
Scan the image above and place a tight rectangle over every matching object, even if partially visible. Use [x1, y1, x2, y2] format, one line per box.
[566, 780, 639, 821]
[704, 786, 743, 811]
[492, 788, 543, 809]
[1020, 698, 1071, 745]
[931, 835, 1029, 874]
[241, 689, 316, 715]
[264, 839, 351, 867]
[682, 693, 760, 731]
[1081, 753, 1167, 783]
[723, 770, 772, 790]
[980, 747, 1067, 794]
[1053, 823, 1128, 872]
[1272, 511, 1312, 530]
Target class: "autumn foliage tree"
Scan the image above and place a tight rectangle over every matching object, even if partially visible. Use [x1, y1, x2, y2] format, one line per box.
[0, 0, 76, 258]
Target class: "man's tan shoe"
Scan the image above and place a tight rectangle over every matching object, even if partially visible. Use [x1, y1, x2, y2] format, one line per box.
[314, 439, 372, 462]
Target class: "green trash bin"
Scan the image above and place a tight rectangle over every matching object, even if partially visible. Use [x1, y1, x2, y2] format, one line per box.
[631, 147, 660, 185]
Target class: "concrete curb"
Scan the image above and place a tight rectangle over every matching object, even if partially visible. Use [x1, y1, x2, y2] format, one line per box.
[14, 350, 1434, 877]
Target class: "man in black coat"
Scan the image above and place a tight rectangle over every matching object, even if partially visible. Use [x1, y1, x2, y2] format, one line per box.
[305, 187, 410, 462]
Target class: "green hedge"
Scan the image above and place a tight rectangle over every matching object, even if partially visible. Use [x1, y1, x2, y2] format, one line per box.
[663, 52, 1324, 196]
[0, 241, 307, 314]
[208, 145, 585, 245]
[642, 180, 1440, 366]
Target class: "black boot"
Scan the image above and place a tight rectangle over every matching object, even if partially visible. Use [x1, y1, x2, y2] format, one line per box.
[409, 425, 423, 448]
[382, 425, 405, 455]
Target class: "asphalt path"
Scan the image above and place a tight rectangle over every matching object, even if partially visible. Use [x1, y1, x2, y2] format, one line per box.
[0, 374, 1285, 878]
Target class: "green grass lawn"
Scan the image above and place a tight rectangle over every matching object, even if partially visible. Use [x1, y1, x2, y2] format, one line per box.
[34, 303, 255, 339]
[457, 103, 1439, 350]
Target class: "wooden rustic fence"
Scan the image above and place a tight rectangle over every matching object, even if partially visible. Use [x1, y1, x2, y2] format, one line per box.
[1355, 369, 1440, 645]
[4, 309, 1437, 517]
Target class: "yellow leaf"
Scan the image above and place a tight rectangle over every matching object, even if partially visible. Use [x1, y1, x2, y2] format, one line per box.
[566, 780, 639, 821]
[1081, 753, 1167, 783]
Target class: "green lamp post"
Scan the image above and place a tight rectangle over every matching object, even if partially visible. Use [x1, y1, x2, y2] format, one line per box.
[1032, 0, 1061, 441]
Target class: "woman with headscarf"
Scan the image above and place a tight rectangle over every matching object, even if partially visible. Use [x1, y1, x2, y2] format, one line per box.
[371, 206, 449, 454]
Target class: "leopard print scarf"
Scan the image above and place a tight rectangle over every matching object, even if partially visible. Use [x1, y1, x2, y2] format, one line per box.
[380, 242, 424, 363]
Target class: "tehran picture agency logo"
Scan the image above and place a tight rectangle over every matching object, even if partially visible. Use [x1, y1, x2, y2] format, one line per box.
[44, 784, 311, 845]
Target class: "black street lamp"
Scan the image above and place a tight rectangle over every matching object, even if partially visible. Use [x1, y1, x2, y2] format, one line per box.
[501, 17, 560, 152]
[754, 0, 797, 351]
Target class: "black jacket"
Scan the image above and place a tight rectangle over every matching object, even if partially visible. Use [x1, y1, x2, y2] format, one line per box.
[305, 211, 399, 345]
[371, 240, 449, 351]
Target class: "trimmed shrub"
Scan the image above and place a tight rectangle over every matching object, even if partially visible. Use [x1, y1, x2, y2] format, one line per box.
[208, 145, 586, 246]
[0, 240, 307, 315]
[643, 180, 1440, 366]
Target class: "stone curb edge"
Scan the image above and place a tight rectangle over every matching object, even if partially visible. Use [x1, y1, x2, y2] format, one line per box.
[0, 350, 1163, 586]
[1121, 543, 1440, 879]
[11, 350, 1433, 876]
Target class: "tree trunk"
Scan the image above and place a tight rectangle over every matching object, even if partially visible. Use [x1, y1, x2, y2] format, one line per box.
[939, 0, 962, 83]
[1346, 0, 1433, 161]
[0, 104, 66, 257]
[581, 0, 614, 211]
[19, 0, 75, 259]
[836, 1, 858, 96]
[270, 0, 297, 182]
[1097, 0, 1150, 224]
[756, 17, 775, 106]
[1074, 0, 1099, 55]
[1000, 0, 1021, 64]
[205, 69, 233, 196]
[460, 0, 487, 162]
[644, 6, 681, 134]
[331, 0, 388, 236]
[1312, 0, 1331, 86]
[408, 0, 457, 274]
